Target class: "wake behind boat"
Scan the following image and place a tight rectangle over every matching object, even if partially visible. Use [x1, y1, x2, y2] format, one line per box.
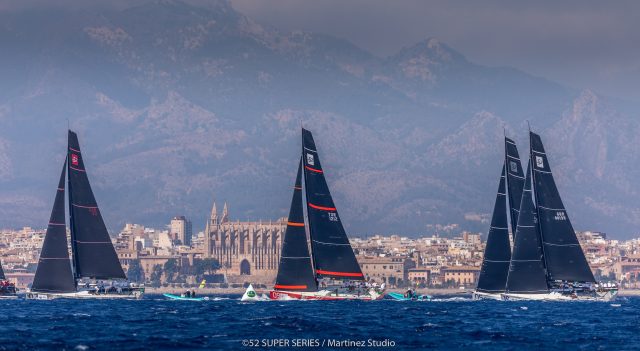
[26, 130, 144, 300]
[269, 128, 385, 301]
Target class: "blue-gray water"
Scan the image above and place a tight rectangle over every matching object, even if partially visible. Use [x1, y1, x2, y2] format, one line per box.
[1, 295, 636, 350]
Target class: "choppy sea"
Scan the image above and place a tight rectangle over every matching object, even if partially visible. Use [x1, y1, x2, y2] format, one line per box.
[0, 294, 637, 350]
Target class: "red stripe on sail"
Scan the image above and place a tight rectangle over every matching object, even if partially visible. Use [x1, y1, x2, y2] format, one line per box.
[274, 284, 307, 290]
[308, 203, 336, 211]
[305, 166, 323, 174]
[293, 186, 302, 190]
[316, 269, 363, 277]
[287, 222, 305, 227]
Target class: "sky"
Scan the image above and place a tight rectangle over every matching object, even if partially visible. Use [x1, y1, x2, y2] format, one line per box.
[0, 0, 638, 100]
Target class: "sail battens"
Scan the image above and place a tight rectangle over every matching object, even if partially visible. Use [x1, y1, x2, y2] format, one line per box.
[538, 205, 565, 211]
[316, 269, 363, 277]
[505, 160, 549, 294]
[529, 131, 595, 283]
[305, 166, 323, 173]
[504, 137, 525, 236]
[32, 160, 76, 293]
[312, 240, 351, 246]
[308, 203, 337, 211]
[273, 158, 318, 292]
[534, 169, 552, 174]
[302, 128, 364, 281]
[69, 166, 86, 172]
[476, 165, 511, 293]
[71, 203, 98, 209]
[68, 130, 126, 280]
[543, 243, 581, 247]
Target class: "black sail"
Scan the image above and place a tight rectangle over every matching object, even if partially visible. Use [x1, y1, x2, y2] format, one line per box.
[476, 165, 511, 293]
[505, 161, 549, 294]
[529, 132, 595, 283]
[504, 137, 525, 237]
[0, 258, 4, 280]
[301, 128, 364, 281]
[274, 159, 318, 292]
[32, 160, 76, 293]
[68, 130, 126, 280]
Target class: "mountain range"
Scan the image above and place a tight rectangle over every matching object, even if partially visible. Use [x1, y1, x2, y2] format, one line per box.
[1, 0, 639, 238]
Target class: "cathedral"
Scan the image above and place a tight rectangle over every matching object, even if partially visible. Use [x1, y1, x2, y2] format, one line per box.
[203, 202, 286, 284]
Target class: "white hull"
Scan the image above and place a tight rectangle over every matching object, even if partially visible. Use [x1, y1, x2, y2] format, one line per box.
[26, 289, 143, 300]
[270, 288, 385, 301]
[472, 291, 502, 300]
[501, 289, 618, 302]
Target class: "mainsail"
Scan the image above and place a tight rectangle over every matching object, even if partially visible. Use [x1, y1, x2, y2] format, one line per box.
[274, 159, 318, 292]
[505, 161, 549, 294]
[0, 259, 5, 280]
[67, 130, 126, 280]
[476, 165, 511, 293]
[32, 160, 76, 293]
[504, 137, 525, 236]
[529, 132, 595, 283]
[301, 128, 364, 281]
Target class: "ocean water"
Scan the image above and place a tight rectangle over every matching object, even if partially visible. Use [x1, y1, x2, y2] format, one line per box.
[0, 295, 637, 350]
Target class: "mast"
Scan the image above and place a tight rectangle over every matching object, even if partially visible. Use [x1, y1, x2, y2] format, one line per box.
[529, 131, 595, 283]
[504, 137, 525, 238]
[476, 165, 511, 293]
[504, 160, 549, 294]
[32, 160, 76, 293]
[67, 130, 126, 280]
[301, 128, 364, 281]
[273, 158, 318, 292]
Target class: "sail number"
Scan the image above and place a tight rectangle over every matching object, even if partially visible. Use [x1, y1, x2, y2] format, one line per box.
[306, 153, 315, 166]
[328, 212, 338, 222]
[554, 211, 566, 221]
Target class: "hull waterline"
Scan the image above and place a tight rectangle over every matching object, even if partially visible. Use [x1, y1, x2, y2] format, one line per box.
[269, 289, 385, 301]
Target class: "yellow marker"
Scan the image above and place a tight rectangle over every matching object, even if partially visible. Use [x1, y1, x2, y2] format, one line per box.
[199, 280, 206, 289]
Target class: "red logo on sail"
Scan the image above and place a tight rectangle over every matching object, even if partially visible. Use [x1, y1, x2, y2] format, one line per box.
[71, 154, 79, 166]
[89, 207, 98, 216]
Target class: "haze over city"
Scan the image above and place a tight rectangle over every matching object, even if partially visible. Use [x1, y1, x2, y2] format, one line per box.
[1, 0, 639, 239]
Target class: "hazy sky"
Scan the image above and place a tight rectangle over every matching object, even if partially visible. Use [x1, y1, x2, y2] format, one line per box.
[230, 0, 640, 102]
[1, 0, 639, 101]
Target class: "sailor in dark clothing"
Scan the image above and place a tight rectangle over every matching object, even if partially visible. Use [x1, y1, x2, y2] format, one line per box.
[191, 290, 196, 298]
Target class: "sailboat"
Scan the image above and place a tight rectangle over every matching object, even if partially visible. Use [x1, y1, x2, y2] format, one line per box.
[501, 131, 618, 301]
[473, 137, 525, 300]
[0, 260, 18, 298]
[26, 130, 145, 300]
[269, 128, 385, 301]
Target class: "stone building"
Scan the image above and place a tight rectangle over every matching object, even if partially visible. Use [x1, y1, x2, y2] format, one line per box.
[203, 202, 286, 284]
[357, 256, 416, 287]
